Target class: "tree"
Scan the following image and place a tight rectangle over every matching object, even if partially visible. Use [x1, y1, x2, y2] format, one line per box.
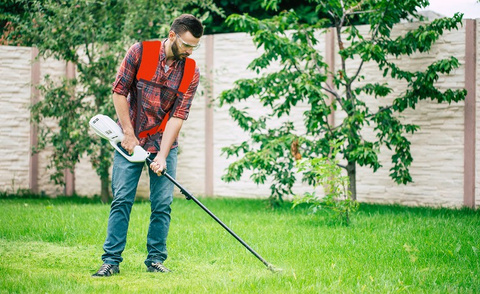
[9, 0, 221, 202]
[220, 0, 466, 204]
[204, 0, 325, 34]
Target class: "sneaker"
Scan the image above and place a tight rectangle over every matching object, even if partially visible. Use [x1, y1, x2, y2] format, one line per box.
[147, 262, 171, 273]
[92, 263, 120, 277]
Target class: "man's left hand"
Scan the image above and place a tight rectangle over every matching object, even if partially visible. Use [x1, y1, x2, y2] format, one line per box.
[150, 154, 167, 176]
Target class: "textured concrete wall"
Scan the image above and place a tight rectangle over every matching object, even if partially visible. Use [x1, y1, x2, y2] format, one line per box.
[37, 56, 68, 196]
[0, 46, 31, 193]
[351, 22, 466, 206]
[1, 19, 478, 207]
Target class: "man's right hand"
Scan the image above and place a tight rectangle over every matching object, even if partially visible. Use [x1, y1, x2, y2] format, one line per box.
[121, 133, 139, 155]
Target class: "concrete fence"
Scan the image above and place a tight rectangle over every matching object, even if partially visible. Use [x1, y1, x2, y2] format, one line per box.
[0, 19, 479, 208]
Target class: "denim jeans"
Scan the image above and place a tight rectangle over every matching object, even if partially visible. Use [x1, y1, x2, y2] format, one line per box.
[101, 148, 177, 267]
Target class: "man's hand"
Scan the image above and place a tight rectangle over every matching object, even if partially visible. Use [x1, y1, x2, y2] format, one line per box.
[150, 154, 167, 176]
[121, 132, 139, 155]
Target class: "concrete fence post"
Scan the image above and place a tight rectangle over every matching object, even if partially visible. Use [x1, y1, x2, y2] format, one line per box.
[464, 19, 477, 208]
[29, 47, 40, 194]
[325, 28, 336, 126]
[64, 61, 76, 196]
[205, 34, 215, 196]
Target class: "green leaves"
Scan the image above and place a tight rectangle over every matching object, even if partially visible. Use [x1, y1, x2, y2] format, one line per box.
[221, 127, 299, 205]
[392, 56, 465, 112]
[357, 83, 392, 98]
[377, 13, 463, 58]
[228, 107, 266, 133]
[222, 0, 466, 203]
[294, 143, 358, 225]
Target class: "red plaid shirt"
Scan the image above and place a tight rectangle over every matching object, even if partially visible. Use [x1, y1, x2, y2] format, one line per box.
[112, 40, 200, 152]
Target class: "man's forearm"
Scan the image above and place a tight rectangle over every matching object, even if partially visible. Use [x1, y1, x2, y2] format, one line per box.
[113, 92, 139, 153]
[159, 117, 183, 157]
[112, 92, 134, 136]
[150, 117, 183, 175]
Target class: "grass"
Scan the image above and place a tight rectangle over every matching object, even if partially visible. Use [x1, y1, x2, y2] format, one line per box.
[0, 194, 479, 293]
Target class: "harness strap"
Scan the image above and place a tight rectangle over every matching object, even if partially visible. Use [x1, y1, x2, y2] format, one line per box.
[136, 41, 161, 81]
[134, 40, 196, 140]
[178, 57, 196, 97]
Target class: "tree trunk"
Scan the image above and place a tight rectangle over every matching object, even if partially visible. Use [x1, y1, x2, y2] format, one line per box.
[99, 147, 111, 203]
[99, 144, 111, 203]
[347, 161, 357, 201]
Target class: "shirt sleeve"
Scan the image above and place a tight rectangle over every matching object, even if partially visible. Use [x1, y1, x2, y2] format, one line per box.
[112, 42, 142, 97]
[172, 66, 200, 120]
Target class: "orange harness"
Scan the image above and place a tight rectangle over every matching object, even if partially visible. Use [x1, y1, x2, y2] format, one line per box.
[135, 40, 196, 139]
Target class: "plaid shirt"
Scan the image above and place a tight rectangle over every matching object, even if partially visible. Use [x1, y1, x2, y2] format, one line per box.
[112, 40, 200, 152]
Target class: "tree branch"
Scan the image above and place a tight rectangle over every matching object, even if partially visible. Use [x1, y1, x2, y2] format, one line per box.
[348, 59, 365, 86]
[346, 9, 376, 16]
[321, 85, 340, 99]
[344, 0, 368, 16]
[367, 105, 394, 118]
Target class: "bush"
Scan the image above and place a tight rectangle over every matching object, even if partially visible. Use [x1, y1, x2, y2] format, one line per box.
[293, 143, 359, 225]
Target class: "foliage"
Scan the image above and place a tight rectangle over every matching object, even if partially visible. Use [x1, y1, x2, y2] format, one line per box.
[221, 124, 298, 206]
[220, 0, 466, 203]
[293, 141, 358, 225]
[203, 0, 325, 34]
[0, 0, 25, 44]
[7, 0, 221, 202]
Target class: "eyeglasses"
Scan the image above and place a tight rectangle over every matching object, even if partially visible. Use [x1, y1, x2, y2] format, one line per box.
[176, 33, 200, 51]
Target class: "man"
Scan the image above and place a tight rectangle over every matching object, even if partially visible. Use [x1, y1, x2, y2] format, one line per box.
[92, 14, 203, 277]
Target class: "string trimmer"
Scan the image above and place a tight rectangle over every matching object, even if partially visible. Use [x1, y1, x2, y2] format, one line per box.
[89, 114, 280, 272]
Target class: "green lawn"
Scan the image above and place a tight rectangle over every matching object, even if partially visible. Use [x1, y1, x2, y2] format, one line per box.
[0, 195, 479, 293]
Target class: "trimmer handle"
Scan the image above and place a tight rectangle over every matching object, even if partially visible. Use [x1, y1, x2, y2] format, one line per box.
[112, 142, 150, 163]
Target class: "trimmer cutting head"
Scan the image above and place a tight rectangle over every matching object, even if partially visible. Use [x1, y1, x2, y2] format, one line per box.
[267, 263, 283, 273]
[89, 114, 150, 162]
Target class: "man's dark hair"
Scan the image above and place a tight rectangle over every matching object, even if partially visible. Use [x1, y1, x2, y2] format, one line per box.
[171, 14, 204, 38]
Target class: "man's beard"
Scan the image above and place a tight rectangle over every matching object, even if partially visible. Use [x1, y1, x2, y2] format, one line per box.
[172, 41, 189, 60]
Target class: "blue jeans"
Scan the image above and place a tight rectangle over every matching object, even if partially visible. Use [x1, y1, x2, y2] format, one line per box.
[101, 148, 177, 267]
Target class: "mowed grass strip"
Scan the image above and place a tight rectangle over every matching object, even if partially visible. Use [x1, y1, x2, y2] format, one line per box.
[0, 196, 479, 293]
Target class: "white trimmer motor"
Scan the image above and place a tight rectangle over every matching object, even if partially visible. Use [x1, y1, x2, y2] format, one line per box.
[89, 114, 150, 162]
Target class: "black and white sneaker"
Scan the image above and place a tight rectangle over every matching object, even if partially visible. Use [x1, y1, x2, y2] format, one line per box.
[147, 262, 171, 273]
[92, 263, 120, 277]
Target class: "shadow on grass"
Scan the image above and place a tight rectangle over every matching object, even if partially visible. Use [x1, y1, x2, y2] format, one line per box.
[0, 190, 104, 204]
[0, 190, 147, 205]
[279, 200, 479, 229]
[358, 202, 479, 218]
[2, 190, 478, 220]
